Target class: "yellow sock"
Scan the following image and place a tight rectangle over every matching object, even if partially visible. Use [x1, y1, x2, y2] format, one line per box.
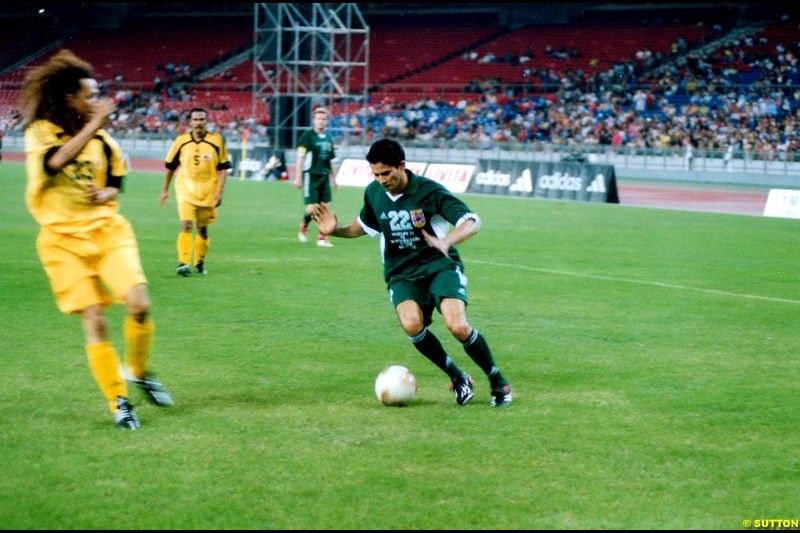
[178, 232, 193, 264]
[86, 342, 127, 413]
[124, 315, 154, 379]
[194, 235, 209, 264]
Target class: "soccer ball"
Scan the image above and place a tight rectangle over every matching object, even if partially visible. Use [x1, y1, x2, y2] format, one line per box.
[374, 365, 418, 406]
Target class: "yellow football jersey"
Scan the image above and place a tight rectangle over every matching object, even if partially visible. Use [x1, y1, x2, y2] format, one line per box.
[164, 131, 230, 206]
[25, 120, 127, 233]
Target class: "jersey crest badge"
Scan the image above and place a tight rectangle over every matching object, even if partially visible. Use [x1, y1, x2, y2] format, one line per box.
[410, 209, 426, 228]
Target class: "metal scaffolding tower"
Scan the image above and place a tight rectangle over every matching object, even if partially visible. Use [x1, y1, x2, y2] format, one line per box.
[253, 3, 369, 148]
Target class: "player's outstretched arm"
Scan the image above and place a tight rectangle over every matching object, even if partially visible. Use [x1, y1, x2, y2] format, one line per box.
[313, 202, 366, 238]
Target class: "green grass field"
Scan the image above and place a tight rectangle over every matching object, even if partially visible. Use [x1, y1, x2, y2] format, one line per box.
[1, 161, 798, 529]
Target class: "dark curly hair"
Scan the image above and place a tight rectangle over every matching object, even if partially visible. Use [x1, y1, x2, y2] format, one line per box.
[18, 49, 95, 135]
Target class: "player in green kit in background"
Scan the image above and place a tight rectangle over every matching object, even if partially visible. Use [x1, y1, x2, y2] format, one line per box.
[312, 139, 513, 407]
[295, 106, 338, 247]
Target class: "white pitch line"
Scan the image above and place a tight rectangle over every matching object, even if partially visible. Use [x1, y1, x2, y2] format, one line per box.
[471, 259, 800, 305]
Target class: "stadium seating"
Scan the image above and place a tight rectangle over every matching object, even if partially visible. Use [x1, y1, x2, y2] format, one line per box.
[0, 10, 798, 160]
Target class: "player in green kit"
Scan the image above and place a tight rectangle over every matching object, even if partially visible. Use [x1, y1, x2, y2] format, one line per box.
[295, 107, 338, 247]
[313, 139, 512, 407]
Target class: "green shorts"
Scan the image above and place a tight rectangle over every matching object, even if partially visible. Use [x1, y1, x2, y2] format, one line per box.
[302, 172, 332, 205]
[388, 264, 468, 327]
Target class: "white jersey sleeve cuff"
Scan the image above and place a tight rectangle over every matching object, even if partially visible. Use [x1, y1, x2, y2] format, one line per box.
[357, 217, 380, 237]
[456, 213, 481, 231]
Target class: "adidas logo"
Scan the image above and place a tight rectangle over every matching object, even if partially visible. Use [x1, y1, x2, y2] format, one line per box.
[586, 175, 606, 194]
[509, 169, 533, 193]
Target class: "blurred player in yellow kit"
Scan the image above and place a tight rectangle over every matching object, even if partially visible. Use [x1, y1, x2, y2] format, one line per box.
[21, 50, 174, 430]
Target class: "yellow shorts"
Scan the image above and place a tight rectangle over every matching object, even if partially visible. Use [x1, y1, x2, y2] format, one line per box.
[36, 215, 147, 314]
[178, 201, 217, 226]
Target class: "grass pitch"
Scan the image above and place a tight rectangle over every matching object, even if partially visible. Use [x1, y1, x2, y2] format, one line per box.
[1, 161, 798, 529]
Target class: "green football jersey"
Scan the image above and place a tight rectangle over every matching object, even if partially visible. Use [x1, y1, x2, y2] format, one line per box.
[358, 171, 479, 284]
[296, 129, 335, 175]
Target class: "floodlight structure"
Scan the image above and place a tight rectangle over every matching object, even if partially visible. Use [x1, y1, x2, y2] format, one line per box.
[253, 3, 369, 148]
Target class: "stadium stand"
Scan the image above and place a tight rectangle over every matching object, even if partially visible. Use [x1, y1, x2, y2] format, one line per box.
[1, 2, 799, 164]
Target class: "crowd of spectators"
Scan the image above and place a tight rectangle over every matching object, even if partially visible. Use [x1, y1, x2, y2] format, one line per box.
[2, 19, 799, 164]
[330, 24, 800, 162]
